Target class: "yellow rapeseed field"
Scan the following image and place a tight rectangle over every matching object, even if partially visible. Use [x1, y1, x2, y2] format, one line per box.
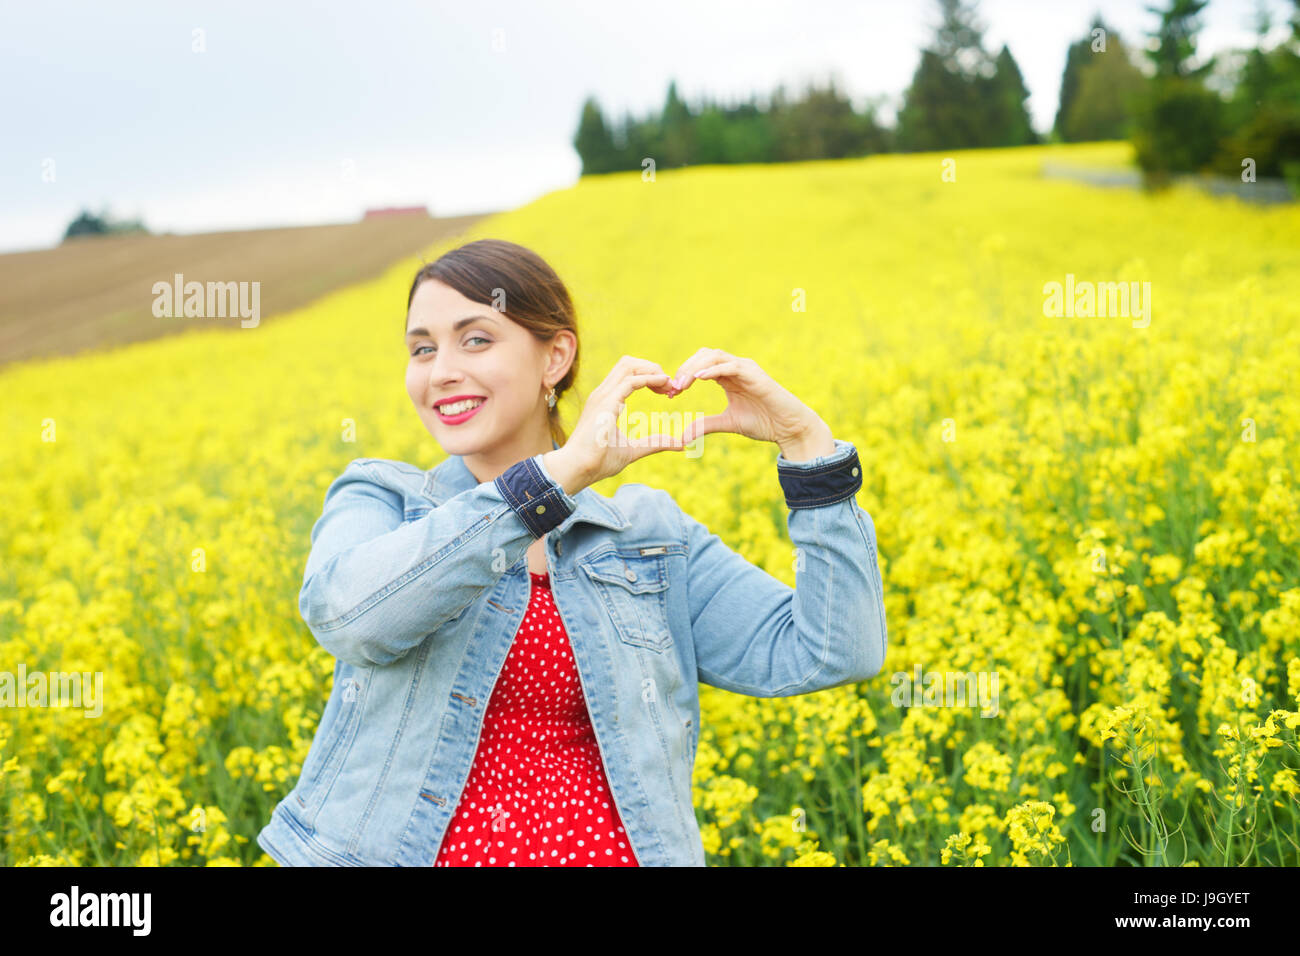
[2, 141, 1298, 866]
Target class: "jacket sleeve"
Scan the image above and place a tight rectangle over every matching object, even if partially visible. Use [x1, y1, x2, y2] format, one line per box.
[299, 455, 576, 668]
[677, 438, 887, 697]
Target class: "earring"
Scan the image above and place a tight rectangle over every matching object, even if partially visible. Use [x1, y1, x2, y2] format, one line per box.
[546, 386, 557, 410]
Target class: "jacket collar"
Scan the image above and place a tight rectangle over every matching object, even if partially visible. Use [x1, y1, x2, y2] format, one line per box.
[422, 439, 628, 533]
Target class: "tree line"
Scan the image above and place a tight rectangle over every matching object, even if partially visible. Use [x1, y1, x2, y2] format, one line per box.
[574, 0, 1300, 190]
[62, 206, 149, 241]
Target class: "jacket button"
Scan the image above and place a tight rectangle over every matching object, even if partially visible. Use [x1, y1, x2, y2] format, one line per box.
[851, 467, 859, 477]
[624, 568, 636, 582]
[535, 504, 546, 514]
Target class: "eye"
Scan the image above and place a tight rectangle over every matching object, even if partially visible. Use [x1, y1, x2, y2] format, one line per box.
[411, 335, 490, 357]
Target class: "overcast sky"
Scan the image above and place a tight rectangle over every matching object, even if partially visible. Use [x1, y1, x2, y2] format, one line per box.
[1, 0, 1288, 253]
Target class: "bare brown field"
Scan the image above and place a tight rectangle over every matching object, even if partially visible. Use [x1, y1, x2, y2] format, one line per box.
[0, 212, 492, 369]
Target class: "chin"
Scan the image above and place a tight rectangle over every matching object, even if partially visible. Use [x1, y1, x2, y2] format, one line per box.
[431, 429, 470, 450]
[428, 424, 485, 454]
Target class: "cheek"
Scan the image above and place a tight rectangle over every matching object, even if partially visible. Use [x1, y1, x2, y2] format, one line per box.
[483, 355, 523, 396]
[405, 365, 425, 402]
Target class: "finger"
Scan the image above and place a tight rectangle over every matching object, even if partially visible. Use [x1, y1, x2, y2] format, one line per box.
[702, 349, 742, 366]
[606, 356, 673, 394]
[625, 432, 688, 460]
[667, 356, 744, 399]
[669, 347, 727, 391]
[621, 358, 676, 395]
[691, 360, 744, 382]
[613, 371, 672, 407]
[646, 376, 676, 395]
[621, 356, 676, 395]
[682, 411, 731, 443]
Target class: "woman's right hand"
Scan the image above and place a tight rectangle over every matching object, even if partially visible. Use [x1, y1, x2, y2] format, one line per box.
[547, 355, 685, 491]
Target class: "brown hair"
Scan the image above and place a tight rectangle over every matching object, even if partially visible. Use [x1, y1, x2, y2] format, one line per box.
[406, 239, 580, 448]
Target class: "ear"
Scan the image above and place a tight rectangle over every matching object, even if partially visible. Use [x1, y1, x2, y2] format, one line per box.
[545, 328, 577, 382]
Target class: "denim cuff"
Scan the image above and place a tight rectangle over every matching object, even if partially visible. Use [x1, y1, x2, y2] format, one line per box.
[776, 438, 862, 510]
[494, 454, 577, 537]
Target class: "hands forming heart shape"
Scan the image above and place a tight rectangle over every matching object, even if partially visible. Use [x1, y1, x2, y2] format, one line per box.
[658, 347, 813, 446]
[566, 347, 831, 482]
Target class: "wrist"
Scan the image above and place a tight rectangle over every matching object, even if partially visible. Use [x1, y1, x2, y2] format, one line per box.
[541, 448, 596, 496]
[777, 419, 834, 463]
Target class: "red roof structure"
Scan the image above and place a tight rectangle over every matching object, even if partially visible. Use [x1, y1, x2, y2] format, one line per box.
[362, 205, 429, 219]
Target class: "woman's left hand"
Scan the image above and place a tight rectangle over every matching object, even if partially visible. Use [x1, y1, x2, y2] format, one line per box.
[665, 348, 827, 447]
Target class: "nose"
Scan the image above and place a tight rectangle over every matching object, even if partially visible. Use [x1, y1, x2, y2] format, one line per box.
[428, 350, 462, 389]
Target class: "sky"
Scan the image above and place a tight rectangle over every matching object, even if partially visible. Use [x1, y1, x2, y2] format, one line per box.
[1, 0, 1290, 253]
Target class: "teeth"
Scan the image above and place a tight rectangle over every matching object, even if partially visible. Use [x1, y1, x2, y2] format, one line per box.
[438, 398, 484, 415]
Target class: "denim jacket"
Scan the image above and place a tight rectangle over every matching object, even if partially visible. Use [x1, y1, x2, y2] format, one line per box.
[256, 435, 887, 866]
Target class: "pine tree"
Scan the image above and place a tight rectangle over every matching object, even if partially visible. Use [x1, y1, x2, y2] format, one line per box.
[574, 97, 618, 174]
[1062, 30, 1145, 142]
[989, 45, 1037, 145]
[1055, 14, 1113, 140]
[661, 81, 694, 168]
[1144, 0, 1215, 79]
[1132, 0, 1225, 179]
[897, 0, 997, 151]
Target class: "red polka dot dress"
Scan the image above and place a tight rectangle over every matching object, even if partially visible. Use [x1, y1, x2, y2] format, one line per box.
[434, 571, 640, 866]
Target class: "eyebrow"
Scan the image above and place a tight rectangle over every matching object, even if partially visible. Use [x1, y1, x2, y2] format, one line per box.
[405, 313, 501, 340]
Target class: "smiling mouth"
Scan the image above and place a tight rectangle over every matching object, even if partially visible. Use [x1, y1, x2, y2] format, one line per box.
[435, 397, 486, 415]
[433, 397, 487, 423]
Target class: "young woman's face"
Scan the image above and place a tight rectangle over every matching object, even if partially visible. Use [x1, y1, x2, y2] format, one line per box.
[404, 278, 564, 464]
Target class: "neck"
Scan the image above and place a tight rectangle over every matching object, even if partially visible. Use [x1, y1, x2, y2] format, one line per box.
[460, 423, 557, 485]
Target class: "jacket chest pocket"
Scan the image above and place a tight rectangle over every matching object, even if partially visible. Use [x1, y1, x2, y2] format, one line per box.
[579, 549, 673, 653]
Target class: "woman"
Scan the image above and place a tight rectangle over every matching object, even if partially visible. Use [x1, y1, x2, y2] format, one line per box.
[256, 238, 887, 867]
